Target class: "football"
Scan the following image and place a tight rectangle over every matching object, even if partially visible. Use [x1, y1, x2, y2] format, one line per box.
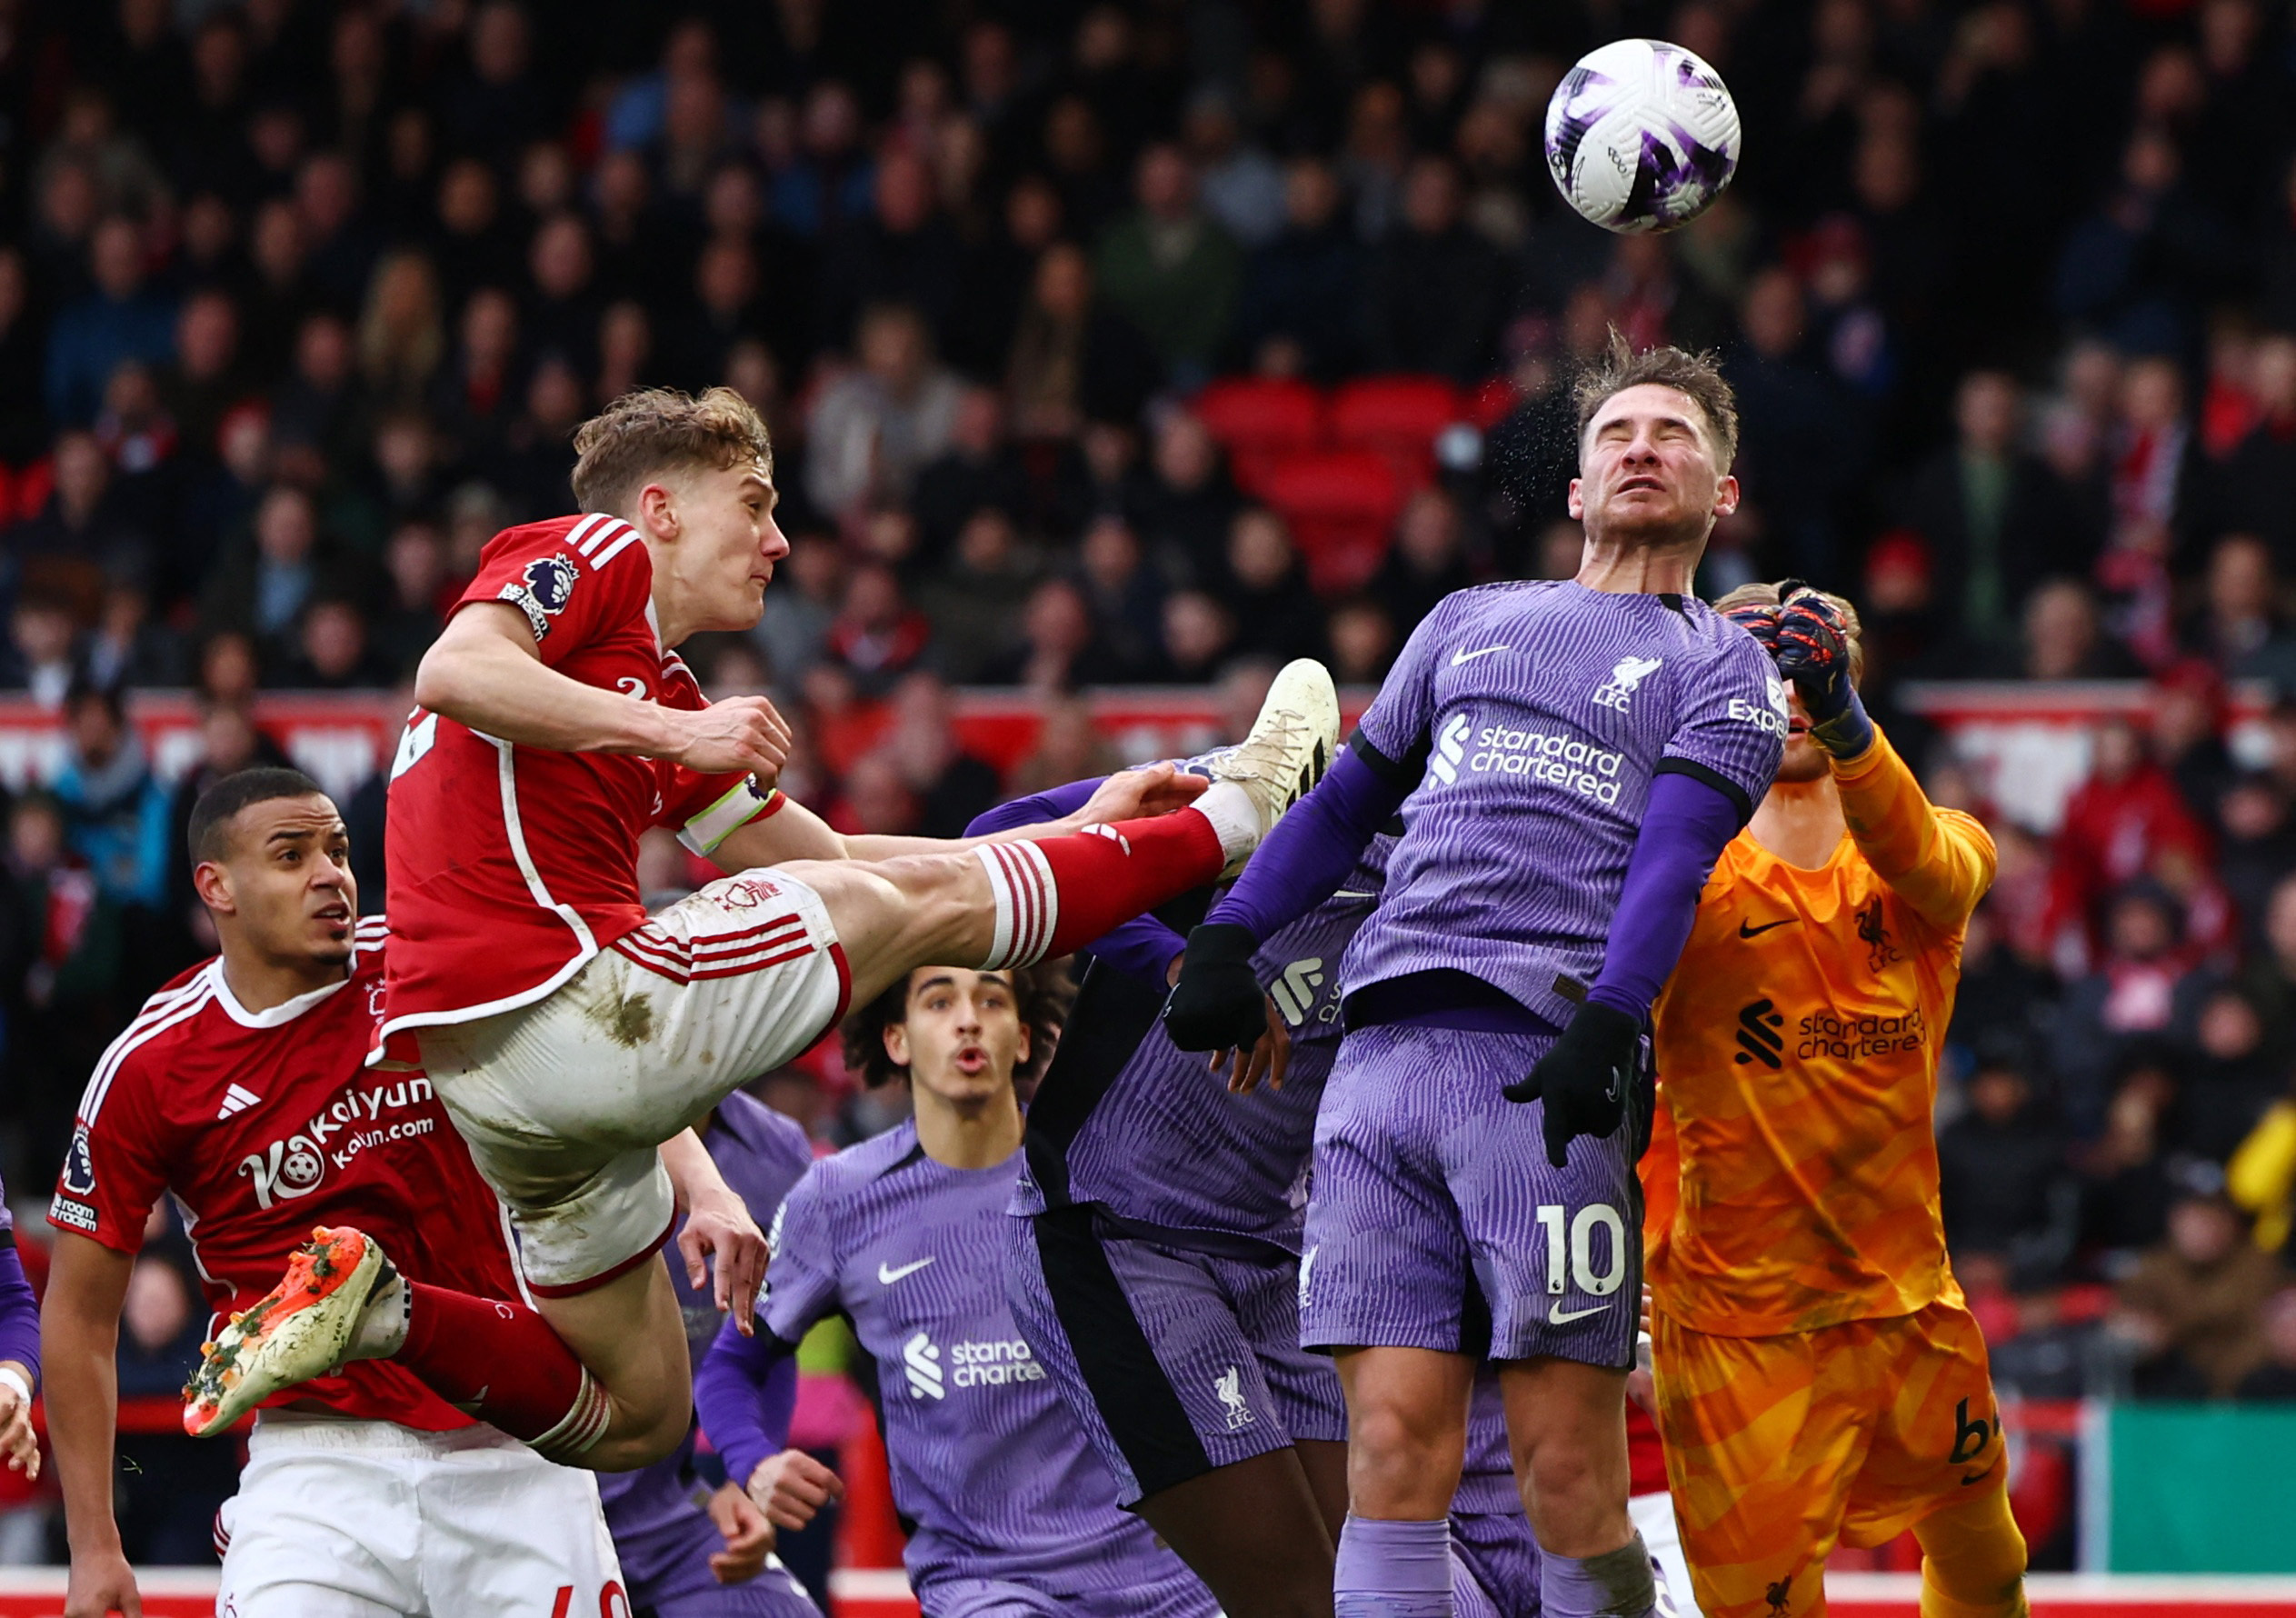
[1543, 37, 1742, 235]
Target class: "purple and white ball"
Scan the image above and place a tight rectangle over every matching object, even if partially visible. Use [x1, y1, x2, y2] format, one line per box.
[1544, 38, 1741, 235]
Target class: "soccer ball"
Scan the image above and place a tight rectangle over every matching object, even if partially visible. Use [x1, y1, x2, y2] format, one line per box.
[1544, 38, 1741, 235]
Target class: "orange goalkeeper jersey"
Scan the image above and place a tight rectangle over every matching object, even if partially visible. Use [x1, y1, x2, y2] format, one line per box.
[1645, 726, 1995, 1337]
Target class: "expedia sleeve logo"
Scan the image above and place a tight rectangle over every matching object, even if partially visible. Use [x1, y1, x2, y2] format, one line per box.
[497, 553, 579, 640]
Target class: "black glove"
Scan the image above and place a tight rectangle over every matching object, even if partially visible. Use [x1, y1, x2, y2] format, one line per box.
[1162, 924, 1268, 1053]
[1502, 1001, 1639, 1168]
[1773, 579, 1873, 758]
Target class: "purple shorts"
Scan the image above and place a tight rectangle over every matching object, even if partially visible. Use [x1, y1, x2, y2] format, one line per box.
[1003, 1207, 1347, 1508]
[617, 1513, 821, 1617]
[920, 1569, 1215, 1618]
[1302, 1023, 1646, 1367]
[1451, 1507, 1542, 1618]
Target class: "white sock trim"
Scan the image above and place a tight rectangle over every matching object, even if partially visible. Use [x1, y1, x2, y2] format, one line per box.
[973, 841, 1059, 969]
[529, 1367, 613, 1462]
[1190, 783, 1258, 865]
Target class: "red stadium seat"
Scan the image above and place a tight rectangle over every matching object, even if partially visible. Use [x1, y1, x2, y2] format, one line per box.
[1260, 448, 1404, 596]
[1192, 376, 1327, 497]
[1330, 375, 1465, 490]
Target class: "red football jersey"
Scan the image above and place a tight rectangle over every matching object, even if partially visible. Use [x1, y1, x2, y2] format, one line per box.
[50, 920, 517, 1430]
[379, 514, 780, 1040]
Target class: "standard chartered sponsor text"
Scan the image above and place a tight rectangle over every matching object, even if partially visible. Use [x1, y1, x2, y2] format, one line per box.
[1468, 723, 1626, 804]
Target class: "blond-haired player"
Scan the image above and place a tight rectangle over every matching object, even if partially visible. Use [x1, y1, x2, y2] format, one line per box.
[1641, 582, 2030, 1618]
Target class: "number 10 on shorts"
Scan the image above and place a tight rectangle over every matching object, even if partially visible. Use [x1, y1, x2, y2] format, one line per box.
[1533, 1204, 1627, 1296]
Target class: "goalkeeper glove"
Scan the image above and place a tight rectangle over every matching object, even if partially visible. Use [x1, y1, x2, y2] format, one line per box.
[1773, 580, 1873, 760]
[1502, 1001, 1639, 1168]
[1719, 597, 1781, 655]
[1162, 924, 1268, 1054]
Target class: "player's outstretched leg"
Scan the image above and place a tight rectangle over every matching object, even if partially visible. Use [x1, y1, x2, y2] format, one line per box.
[1498, 1357, 1656, 1618]
[1909, 1484, 2030, 1618]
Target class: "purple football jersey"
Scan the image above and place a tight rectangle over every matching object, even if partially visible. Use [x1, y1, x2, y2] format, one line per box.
[1345, 580, 1783, 1024]
[600, 1093, 817, 1607]
[760, 1124, 1213, 1613]
[1013, 854, 1384, 1250]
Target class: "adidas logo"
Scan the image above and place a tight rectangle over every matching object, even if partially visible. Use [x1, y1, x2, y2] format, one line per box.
[1733, 999, 1784, 1069]
[215, 1084, 263, 1121]
[1267, 958, 1326, 1027]
[1426, 713, 1472, 785]
[903, 1330, 944, 1400]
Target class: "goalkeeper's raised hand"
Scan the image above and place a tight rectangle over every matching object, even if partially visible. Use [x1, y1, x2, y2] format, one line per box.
[1773, 580, 1873, 760]
[1502, 1001, 1639, 1168]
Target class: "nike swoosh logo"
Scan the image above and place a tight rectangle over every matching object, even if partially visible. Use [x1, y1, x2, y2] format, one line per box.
[1548, 1301, 1610, 1324]
[1451, 645, 1509, 664]
[1738, 918, 1795, 938]
[877, 1258, 936, 1284]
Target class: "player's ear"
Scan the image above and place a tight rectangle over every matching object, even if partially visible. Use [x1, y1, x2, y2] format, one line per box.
[1565, 476, 1584, 520]
[635, 479, 679, 541]
[883, 1022, 910, 1070]
[1014, 1020, 1032, 1068]
[1712, 473, 1740, 520]
[191, 858, 237, 916]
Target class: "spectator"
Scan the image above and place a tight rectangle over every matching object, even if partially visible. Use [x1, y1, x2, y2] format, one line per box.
[1362, 155, 1503, 384]
[2076, 1052, 2181, 1263]
[910, 387, 1028, 562]
[822, 148, 963, 352]
[273, 598, 395, 690]
[2234, 1288, 2296, 1398]
[356, 250, 444, 414]
[2187, 534, 2296, 688]
[1373, 488, 1475, 639]
[822, 562, 933, 695]
[1073, 514, 1167, 674]
[881, 673, 1002, 839]
[2052, 883, 2205, 1134]
[2047, 718, 2213, 974]
[1006, 692, 1123, 797]
[1726, 265, 1861, 578]
[1006, 242, 1160, 441]
[1093, 143, 1242, 385]
[917, 509, 1039, 684]
[1183, 90, 1286, 250]
[52, 682, 173, 916]
[269, 312, 364, 472]
[201, 484, 332, 656]
[11, 427, 148, 588]
[156, 286, 246, 464]
[2184, 984, 2282, 1162]
[1326, 596, 1398, 684]
[2013, 578, 2143, 681]
[432, 286, 522, 462]
[985, 576, 1133, 690]
[806, 302, 962, 519]
[523, 213, 599, 374]
[84, 574, 185, 692]
[1938, 1055, 2073, 1283]
[1232, 158, 1363, 381]
[1899, 369, 2091, 663]
[1133, 410, 1241, 579]
[1217, 507, 1325, 664]
[2112, 1184, 2282, 1397]
[3, 595, 82, 706]
[1156, 589, 1238, 684]
[45, 215, 176, 428]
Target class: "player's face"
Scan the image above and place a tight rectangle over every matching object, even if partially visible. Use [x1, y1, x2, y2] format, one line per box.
[886, 968, 1031, 1110]
[205, 794, 357, 966]
[1568, 384, 1739, 546]
[1775, 686, 1830, 784]
[664, 459, 788, 634]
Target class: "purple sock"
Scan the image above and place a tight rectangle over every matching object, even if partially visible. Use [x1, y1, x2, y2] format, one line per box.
[1335, 1514, 1454, 1618]
[1539, 1534, 1658, 1618]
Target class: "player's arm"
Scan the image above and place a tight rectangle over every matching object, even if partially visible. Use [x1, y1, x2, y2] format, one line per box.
[42, 1232, 144, 1618]
[0, 1230, 38, 1478]
[414, 603, 792, 777]
[1832, 729, 1996, 933]
[662, 1129, 767, 1334]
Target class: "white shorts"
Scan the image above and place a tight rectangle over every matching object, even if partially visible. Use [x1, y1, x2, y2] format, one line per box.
[1632, 1489, 1702, 1618]
[422, 868, 849, 1293]
[216, 1412, 624, 1618]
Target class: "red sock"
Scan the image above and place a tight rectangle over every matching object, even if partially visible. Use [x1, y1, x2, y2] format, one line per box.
[974, 811, 1225, 968]
[397, 1283, 608, 1459]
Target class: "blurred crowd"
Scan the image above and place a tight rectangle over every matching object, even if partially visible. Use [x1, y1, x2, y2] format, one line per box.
[14, 0, 2296, 1564]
